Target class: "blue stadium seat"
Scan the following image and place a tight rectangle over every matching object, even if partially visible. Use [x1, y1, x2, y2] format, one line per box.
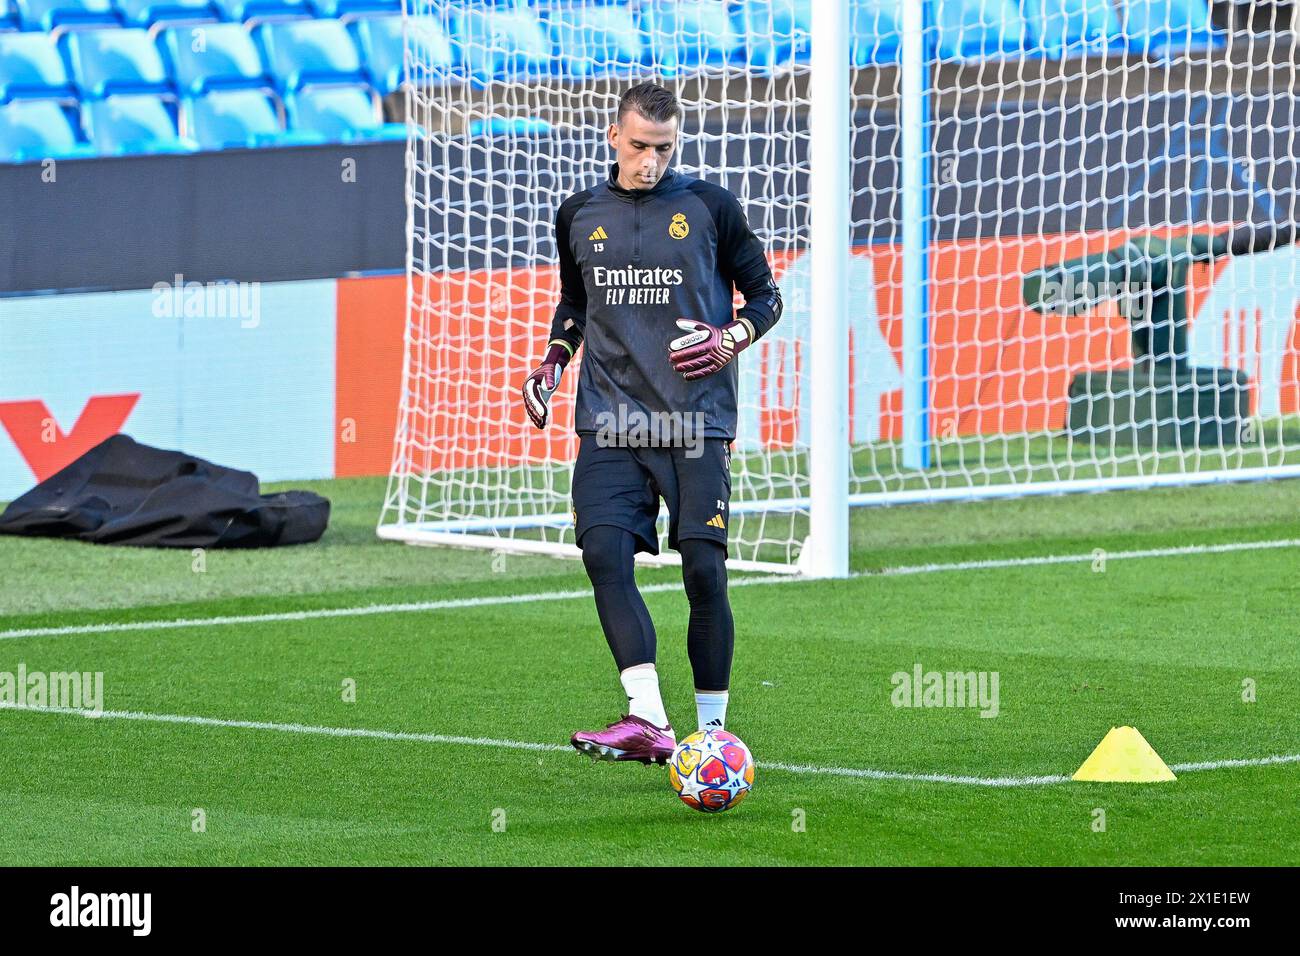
[543, 2, 643, 78]
[208, 0, 309, 23]
[0, 98, 93, 161]
[1, 0, 20, 30]
[284, 82, 400, 142]
[640, 0, 741, 74]
[1123, 0, 1222, 55]
[83, 93, 193, 153]
[936, 0, 1029, 61]
[66, 28, 171, 99]
[258, 18, 366, 92]
[451, 3, 551, 85]
[0, 32, 75, 101]
[14, 0, 119, 31]
[468, 115, 551, 137]
[306, 0, 397, 18]
[116, 0, 219, 29]
[183, 88, 273, 147]
[852, 0, 902, 67]
[742, 0, 812, 72]
[162, 23, 271, 95]
[352, 14, 455, 95]
[1022, 0, 1125, 59]
[183, 88, 323, 149]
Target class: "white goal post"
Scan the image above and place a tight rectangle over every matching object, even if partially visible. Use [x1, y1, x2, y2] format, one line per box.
[381, 0, 1300, 577]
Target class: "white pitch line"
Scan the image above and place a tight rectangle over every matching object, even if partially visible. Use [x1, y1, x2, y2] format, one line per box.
[0, 703, 570, 754]
[870, 536, 1300, 577]
[0, 585, 677, 641]
[1169, 753, 1300, 773]
[2, 703, 1296, 788]
[3, 537, 1298, 642]
[758, 759, 1071, 787]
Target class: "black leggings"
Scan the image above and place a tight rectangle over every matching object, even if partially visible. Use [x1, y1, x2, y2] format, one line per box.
[579, 526, 734, 691]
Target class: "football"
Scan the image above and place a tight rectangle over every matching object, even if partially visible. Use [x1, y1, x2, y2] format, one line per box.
[667, 730, 756, 812]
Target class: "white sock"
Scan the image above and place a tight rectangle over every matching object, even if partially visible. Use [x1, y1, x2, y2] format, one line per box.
[696, 690, 729, 731]
[620, 665, 669, 729]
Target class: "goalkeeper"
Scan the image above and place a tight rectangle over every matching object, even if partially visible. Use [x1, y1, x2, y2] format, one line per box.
[521, 82, 783, 765]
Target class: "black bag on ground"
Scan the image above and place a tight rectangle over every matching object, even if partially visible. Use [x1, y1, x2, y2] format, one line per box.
[0, 434, 329, 547]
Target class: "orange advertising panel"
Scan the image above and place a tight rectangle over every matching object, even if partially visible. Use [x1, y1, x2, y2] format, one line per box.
[334, 232, 1300, 476]
[337, 269, 580, 476]
[868, 232, 1134, 441]
[335, 274, 407, 478]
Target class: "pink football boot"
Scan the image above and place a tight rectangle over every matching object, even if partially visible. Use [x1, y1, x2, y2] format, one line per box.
[570, 714, 676, 765]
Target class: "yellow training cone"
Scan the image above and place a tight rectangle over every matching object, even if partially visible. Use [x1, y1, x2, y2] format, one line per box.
[1072, 726, 1177, 782]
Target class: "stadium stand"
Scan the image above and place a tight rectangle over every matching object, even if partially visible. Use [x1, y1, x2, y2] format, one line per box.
[351, 12, 456, 95]
[452, 1, 551, 85]
[115, 0, 218, 29]
[1021, 0, 1126, 58]
[0, 96, 93, 157]
[731, 0, 809, 72]
[82, 91, 192, 152]
[183, 86, 322, 146]
[467, 113, 550, 136]
[851, 0, 900, 66]
[937, 0, 1030, 60]
[14, 0, 120, 32]
[258, 17, 367, 90]
[543, 1, 643, 77]
[208, 0, 310, 23]
[639, 0, 741, 74]
[1, 0, 21, 31]
[162, 22, 271, 95]
[65, 27, 172, 97]
[0, 31, 76, 99]
[1124, 0, 1220, 53]
[284, 80, 400, 140]
[306, 0, 397, 18]
[0, 0, 1239, 162]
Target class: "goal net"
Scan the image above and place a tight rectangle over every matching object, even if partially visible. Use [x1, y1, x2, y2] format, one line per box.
[381, 0, 1300, 575]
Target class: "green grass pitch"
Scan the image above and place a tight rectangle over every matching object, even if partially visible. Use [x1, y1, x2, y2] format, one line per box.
[1, 475, 1298, 865]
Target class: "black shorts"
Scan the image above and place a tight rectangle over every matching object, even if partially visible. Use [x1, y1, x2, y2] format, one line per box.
[571, 433, 732, 555]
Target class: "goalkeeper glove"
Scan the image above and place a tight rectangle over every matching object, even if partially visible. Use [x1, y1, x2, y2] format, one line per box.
[668, 318, 751, 381]
[522, 341, 572, 429]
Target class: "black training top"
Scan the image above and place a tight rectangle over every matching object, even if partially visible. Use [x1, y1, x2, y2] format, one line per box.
[547, 163, 783, 441]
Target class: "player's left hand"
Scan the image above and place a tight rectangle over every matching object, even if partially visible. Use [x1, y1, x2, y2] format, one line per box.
[668, 318, 751, 381]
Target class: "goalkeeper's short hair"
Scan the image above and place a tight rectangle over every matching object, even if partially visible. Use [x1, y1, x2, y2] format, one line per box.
[617, 82, 681, 127]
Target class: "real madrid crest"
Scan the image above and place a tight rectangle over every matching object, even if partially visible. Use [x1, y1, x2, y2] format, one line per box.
[669, 212, 689, 240]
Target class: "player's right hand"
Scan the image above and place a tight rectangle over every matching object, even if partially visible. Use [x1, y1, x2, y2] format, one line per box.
[522, 342, 572, 429]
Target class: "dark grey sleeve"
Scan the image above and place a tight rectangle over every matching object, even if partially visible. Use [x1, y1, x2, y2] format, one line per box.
[547, 194, 588, 356]
[714, 191, 783, 341]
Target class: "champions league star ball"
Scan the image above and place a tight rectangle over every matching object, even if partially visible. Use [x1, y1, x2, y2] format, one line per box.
[667, 730, 755, 812]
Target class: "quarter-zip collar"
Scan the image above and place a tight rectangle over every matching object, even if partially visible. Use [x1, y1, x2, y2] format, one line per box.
[606, 161, 677, 203]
